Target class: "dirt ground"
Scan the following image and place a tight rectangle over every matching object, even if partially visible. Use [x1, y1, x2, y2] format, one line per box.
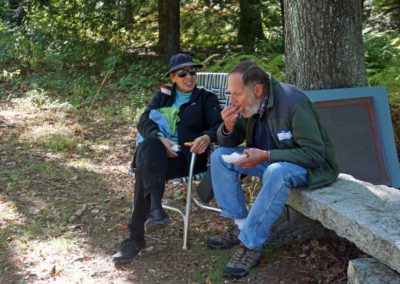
[0, 95, 365, 284]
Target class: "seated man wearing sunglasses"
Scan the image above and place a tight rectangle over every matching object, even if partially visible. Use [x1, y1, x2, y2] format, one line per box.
[113, 53, 222, 264]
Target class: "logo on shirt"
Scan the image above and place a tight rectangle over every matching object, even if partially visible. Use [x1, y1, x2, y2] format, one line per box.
[276, 130, 292, 141]
[160, 86, 171, 96]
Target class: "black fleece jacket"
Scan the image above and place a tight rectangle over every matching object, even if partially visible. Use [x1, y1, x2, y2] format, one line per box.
[136, 84, 222, 171]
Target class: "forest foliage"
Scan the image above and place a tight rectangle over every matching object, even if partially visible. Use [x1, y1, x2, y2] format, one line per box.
[0, 0, 399, 123]
[0, 2, 399, 282]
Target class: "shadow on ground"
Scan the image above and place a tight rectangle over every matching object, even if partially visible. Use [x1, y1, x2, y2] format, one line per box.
[0, 99, 365, 283]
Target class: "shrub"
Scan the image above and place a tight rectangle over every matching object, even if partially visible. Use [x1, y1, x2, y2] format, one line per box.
[206, 53, 284, 80]
[364, 30, 400, 154]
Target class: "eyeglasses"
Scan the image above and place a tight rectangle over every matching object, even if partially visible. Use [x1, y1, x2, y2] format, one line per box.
[176, 68, 197, 78]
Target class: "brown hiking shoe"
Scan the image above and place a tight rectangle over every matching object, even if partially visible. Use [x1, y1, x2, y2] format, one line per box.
[207, 224, 240, 250]
[224, 244, 261, 279]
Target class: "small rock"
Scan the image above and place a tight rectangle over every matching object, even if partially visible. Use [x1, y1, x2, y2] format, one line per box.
[145, 246, 154, 252]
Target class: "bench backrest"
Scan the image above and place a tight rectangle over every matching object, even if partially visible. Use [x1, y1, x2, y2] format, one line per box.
[197, 72, 229, 107]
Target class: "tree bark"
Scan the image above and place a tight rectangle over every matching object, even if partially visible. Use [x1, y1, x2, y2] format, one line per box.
[158, 0, 180, 61]
[8, 0, 25, 25]
[238, 0, 265, 52]
[122, 0, 134, 27]
[284, 0, 368, 90]
[280, 0, 285, 53]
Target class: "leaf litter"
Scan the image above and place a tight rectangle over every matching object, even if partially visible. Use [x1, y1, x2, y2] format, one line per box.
[0, 100, 365, 283]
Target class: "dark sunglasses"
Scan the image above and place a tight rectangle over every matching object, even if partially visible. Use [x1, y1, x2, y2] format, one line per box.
[176, 68, 197, 78]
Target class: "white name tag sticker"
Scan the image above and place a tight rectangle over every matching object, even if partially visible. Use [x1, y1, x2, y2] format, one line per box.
[276, 130, 292, 141]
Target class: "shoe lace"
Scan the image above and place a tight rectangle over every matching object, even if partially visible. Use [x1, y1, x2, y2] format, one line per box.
[224, 225, 238, 241]
[242, 250, 257, 266]
[230, 246, 246, 265]
[231, 246, 259, 267]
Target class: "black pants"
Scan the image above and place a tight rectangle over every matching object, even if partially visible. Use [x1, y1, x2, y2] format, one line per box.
[128, 137, 192, 242]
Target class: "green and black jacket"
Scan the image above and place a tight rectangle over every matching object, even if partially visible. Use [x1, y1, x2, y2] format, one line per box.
[217, 74, 339, 189]
[137, 84, 222, 172]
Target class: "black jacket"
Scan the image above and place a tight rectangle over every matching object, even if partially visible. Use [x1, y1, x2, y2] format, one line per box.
[135, 84, 222, 172]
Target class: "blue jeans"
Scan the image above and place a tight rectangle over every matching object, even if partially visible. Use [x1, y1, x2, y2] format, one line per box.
[210, 146, 308, 250]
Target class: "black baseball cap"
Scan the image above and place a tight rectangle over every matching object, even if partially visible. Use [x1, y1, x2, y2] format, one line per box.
[165, 53, 203, 77]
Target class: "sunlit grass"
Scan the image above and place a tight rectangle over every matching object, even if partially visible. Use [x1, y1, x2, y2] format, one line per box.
[0, 196, 21, 229]
[10, 89, 73, 111]
[76, 157, 91, 167]
[29, 161, 52, 174]
[65, 155, 127, 175]
[65, 158, 97, 172]
[193, 245, 232, 283]
[40, 134, 77, 152]
[1, 168, 29, 191]
[19, 125, 77, 153]
[21, 216, 70, 240]
[46, 235, 78, 248]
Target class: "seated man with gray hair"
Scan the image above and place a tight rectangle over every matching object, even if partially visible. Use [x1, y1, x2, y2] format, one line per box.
[207, 61, 339, 279]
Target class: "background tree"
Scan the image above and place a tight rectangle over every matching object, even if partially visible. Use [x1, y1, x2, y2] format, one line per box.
[372, 0, 400, 29]
[237, 0, 265, 51]
[158, 0, 180, 61]
[284, 0, 368, 90]
[120, 0, 133, 28]
[7, 0, 25, 25]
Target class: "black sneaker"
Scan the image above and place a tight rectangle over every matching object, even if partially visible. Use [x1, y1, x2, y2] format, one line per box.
[112, 239, 145, 264]
[224, 244, 261, 279]
[207, 224, 240, 250]
[144, 207, 171, 234]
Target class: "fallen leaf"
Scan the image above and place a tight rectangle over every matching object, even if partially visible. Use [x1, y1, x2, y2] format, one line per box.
[117, 223, 129, 232]
[74, 255, 92, 262]
[68, 204, 87, 222]
[50, 265, 60, 277]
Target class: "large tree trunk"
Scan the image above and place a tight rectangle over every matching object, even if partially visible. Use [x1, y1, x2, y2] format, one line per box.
[238, 0, 265, 52]
[122, 0, 133, 27]
[284, 0, 368, 90]
[280, 0, 285, 53]
[158, 0, 180, 61]
[8, 0, 25, 25]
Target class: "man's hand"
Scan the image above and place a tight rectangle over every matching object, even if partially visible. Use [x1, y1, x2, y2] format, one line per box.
[189, 134, 211, 154]
[235, 148, 269, 168]
[158, 137, 179, 158]
[221, 105, 242, 133]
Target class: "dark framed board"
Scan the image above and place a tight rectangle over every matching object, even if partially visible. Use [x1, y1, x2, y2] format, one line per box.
[306, 86, 400, 187]
[314, 97, 389, 185]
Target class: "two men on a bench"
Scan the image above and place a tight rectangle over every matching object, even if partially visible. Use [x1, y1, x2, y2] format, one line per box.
[207, 61, 339, 279]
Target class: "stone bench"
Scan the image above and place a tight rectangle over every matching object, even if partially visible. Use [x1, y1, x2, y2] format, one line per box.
[287, 173, 400, 276]
[348, 258, 400, 283]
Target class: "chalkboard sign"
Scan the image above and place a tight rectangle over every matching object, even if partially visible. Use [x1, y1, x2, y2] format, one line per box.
[314, 97, 390, 185]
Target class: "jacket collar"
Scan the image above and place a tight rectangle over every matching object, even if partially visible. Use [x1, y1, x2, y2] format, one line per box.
[257, 73, 280, 116]
[266, 73, 280, 110]
[170, 84, 200, 104]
